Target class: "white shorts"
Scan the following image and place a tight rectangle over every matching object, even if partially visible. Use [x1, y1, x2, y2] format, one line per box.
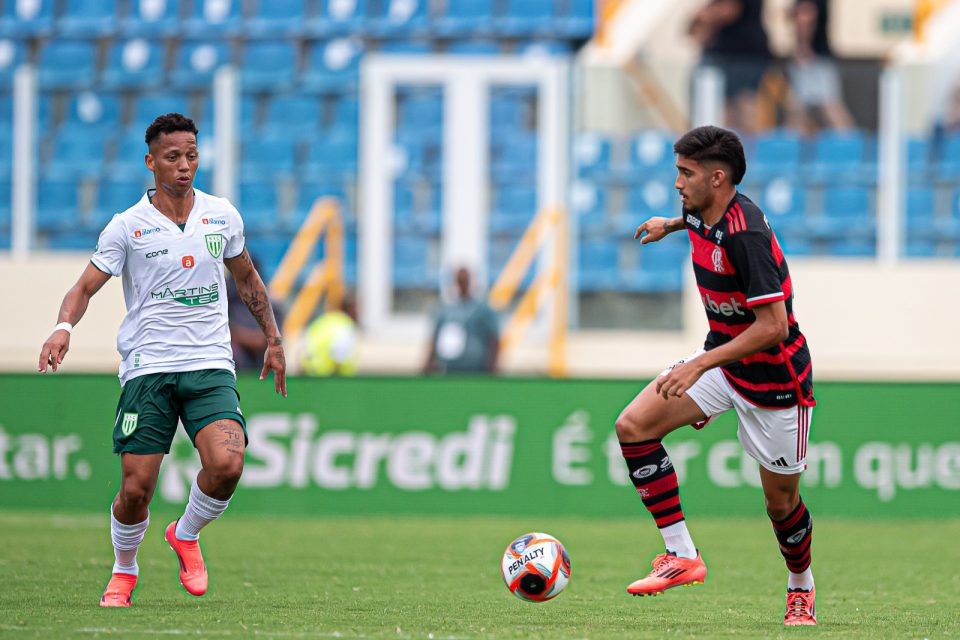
[662, 353, 812, 475]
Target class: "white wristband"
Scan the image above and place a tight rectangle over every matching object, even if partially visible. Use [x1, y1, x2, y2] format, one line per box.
[54, 322, 73, 334]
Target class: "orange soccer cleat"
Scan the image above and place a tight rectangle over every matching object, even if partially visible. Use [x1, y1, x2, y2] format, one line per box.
[626, 551, 707, 596]
[164, 520, 208, 596]
[784, 588, 817, 626]
[100, 572, 137, 607]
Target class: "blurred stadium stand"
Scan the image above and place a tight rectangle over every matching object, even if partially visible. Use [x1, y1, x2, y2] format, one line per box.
[5, 0, 960, 326]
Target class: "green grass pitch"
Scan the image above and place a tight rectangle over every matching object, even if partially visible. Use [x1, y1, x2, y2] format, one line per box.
[1, 511, 958, 639]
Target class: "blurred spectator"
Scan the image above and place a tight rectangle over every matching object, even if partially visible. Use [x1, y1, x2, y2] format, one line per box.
[689, 0, 772, 134]
[226, 255, 285, 371]
[423, 267, 500, 375]
[786, 0, 854, 133]
[301, 294, 359, 377]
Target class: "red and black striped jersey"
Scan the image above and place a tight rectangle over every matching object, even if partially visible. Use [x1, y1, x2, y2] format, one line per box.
[684, 192, 815, 409]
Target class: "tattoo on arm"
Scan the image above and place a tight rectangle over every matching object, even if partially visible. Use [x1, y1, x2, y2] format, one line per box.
[235, 266, 281, 342]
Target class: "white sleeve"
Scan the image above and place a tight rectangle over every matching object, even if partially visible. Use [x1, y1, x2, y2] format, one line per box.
[225, 204, 246, 259]
[90, 214, 127, 277]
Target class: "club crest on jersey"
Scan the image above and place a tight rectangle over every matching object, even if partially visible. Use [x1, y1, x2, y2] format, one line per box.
[712, 246, 724, 273]
[120, 412, 138, 436]
[205, 233, 224, 258]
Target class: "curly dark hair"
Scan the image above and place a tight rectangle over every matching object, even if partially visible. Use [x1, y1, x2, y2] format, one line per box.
[673, 126, 746, 185]
[145, 113, 198, 147]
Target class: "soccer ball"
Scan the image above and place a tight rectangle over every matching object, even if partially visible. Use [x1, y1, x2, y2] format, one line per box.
[500, 532, 571, 602]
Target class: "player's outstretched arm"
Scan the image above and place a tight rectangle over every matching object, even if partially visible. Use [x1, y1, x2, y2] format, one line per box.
[224, 248, 286, 397]
[38, 263, 111, 373]
[634, 216, 684, 244]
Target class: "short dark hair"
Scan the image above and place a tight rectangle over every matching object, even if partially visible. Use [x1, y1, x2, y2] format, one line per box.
[673, 126, 746, 185]
[145, 113, 198, 147]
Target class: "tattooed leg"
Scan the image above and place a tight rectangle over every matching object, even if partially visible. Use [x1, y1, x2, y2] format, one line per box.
[195, 419, 245, 500]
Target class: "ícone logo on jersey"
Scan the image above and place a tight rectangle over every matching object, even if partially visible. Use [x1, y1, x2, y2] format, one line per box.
[121, 412, 138, 436]
[712, 246, 724, 273]
[205, 233, 224, 258]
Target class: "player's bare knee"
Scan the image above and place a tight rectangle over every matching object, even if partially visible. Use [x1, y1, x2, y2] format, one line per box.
[207, 454, 244, 491]
[615, 411, 657, 442]
[765, 493, 799, 521]
[118, 479, 154, 511]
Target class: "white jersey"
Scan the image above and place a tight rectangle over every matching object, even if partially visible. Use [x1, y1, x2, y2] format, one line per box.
[91, 189, 246, 385]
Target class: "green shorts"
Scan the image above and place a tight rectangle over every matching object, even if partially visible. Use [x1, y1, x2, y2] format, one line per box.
[112, 369, 247, 455]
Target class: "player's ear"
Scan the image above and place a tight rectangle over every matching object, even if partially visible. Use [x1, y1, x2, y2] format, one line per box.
[144, 152, 154, 172]
[711, 167, 726, 188]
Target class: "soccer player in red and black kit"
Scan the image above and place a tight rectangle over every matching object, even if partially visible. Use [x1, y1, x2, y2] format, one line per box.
[617, 126, 817, 626]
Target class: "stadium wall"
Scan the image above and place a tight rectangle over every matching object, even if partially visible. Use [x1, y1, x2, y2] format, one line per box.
[3, 254, 959, 380]
[0, 374, 956, 518]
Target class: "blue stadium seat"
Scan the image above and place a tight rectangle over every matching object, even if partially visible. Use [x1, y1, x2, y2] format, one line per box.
[170, 41, 231, 90]
[307, 0, 367, 37]
[36, 179, 81, 231]
[905, 239, 936, 258]
[183, 0, 243, 37]
[239, 94, 258, 130]
[241, 135, 297, 180]
[301, 38, 363, 94]
[397, 88, 443, 129]
[446, 39, 501, 54]
[0, 125, 11, 177]
[805, 129, 873, 184]
[330, 94, 359, 130]
[241, 41, 298, 92]
[934, 133, 960, 181]
[906, 135, 931, 183]
[47, 229, 99, 251]
[557, 0, 594, 38]
[102, 39, 165, 90]
[750, 129, 802, 181]
[490, 185, 536, 233]
[497, 0, 554, 37]
[435, 0, 494, 37]
[244, 235, 291, 281]
[0, 0, 54, 38]
[758, 178, 806, 236]
[263, 95, 322, 137]
[518, 40, 573, 57]
[491, 133, 537, 181]
[245, 0, 307, 38]
[578, 238, 618, 291]
[368, 0, 429, 37]
[629, 130, 675, 176]
[123, 0, 181, 36]
[0, 179, 10, 230]
[813, 186, 874, 238]
[131, 93, 193, 132]
[0, 39, 25, 88]
[61, 91, 119, 133]
[632, 238, 686, 292]
[393, 235, 433, 288]
[0, 230, 9, 249]
[57, 0, 117, 37]
[95, 177, 147, 227]
[302, 132, 357, 178]
[571, 180, 609, 236]
[393, 179, 440, 233]
[38, 40, 97, 89]
[297, 178, 347, 220]
[377, 39, 432, 54]
[106, 130, 144, 179]
[239, 180, 280, 232]
[824, 236, 875, 257]
[45, 123, 111, 179]
[626, 180, 673, 224]
[490, 90, 529, 133]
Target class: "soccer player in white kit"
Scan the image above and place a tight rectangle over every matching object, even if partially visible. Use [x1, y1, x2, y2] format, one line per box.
[37, 113, 287, 607]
